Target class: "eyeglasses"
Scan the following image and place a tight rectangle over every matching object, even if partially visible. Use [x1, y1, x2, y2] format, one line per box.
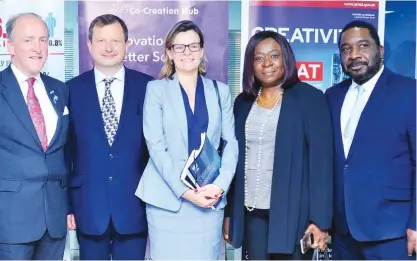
[170, 42, 202, 53]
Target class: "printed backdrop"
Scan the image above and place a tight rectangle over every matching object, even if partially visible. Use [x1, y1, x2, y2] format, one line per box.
[77, 2, 230, 259]
[242, 0, 385, 91]
[241, 1, 385, 259]
[0, 0, 65, 80]
[78, 1, 229, 82]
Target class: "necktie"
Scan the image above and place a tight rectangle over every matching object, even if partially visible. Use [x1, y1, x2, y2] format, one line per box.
[343, 85, 366, 157]
[27, 77, 48, 152]
[101, 77, 118, 146]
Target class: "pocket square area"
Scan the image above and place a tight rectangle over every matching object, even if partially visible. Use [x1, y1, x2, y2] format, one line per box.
[63, 106, 69, 115]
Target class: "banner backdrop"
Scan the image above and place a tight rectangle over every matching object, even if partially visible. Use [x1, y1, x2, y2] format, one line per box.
[78, 1, 229, 82]
[242, 0, 385, 91]
[240, 2, 385, 259]
[0, 0, 65, 81]
[77, 2, 229, 259]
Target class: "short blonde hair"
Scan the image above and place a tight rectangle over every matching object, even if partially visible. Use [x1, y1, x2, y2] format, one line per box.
[159, 20, 207, 79]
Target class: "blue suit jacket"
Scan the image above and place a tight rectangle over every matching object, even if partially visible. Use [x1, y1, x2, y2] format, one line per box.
[325, 68, 416, 241]
[0, 66, 69, 243]
[136, 74, 238, 212]
[66, 67, 152, 235]
[227, 81, 333, 254]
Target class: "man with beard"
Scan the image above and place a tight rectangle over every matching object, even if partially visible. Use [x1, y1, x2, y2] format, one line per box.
[325, 20, 416, 259]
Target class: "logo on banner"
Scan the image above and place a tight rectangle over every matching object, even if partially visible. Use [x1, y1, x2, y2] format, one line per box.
[42, 11, 63, 48]
[111, 3, 130, 17]
[296, 61, 323, 81]
[0, 17, 11, 70]
[0, 17, 8, 48]
[110, 3, 199, 16]
[44, 12, 56, 38]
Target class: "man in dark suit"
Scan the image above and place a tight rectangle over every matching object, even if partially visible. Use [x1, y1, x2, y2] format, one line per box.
[0, 13, 69, 260]
[325, 20, 416, 259]
[66, 14, 152, 260]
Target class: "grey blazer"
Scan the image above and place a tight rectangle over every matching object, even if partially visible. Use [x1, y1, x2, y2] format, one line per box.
[136, 74, 238, 211]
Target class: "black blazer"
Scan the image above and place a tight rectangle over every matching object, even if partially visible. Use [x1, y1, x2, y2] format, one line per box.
[227, 81, 333, 254]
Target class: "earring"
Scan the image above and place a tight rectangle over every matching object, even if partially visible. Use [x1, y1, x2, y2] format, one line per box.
[170, 60, 173, 65]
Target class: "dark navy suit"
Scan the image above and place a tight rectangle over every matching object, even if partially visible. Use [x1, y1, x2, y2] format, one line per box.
[66, 67, 152, 260]
[325, 68, 416, 259]
[0, 66, 69, 260]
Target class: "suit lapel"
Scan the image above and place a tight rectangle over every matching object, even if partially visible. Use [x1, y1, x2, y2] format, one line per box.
[269, 87, 300, 231]
[235, 98, 253, 139]
[41, 74, 62, 150]
[84, 69, 109, 146]
[347, 69, 391, 161]
[234, 96, 253, 184]
[272, 88, 296, 187]
[202, 76, 218, 141]
[168, 74, 188, 145]
[334, 81, 350, 161]
[112, 68, 131, 146]
[0, 66, 43, 149]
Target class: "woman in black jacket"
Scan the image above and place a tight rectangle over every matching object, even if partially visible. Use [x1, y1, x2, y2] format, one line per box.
[223, 30, 333, 260]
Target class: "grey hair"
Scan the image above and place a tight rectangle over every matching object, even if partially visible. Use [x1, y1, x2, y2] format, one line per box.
[6, 12, 48, 40]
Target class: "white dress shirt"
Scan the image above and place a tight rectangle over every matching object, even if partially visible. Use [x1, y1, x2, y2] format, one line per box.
[341, 66, 384, 156]
[94, 67, 125, 120]
[11, 64, 57, 145]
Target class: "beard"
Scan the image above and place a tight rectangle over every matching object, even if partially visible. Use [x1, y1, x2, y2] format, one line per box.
[343, 54, 382, 85]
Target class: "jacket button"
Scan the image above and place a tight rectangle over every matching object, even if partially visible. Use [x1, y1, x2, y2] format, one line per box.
[109, 154, 114, 159]
[109, 177, 113, 181]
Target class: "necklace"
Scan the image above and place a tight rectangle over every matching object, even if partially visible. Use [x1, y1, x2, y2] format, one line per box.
[258, 93, 279, 108]
[244, 87, 283, 211]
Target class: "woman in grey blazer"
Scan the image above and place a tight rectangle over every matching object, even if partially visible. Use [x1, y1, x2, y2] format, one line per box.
[135, 20, 238, 259]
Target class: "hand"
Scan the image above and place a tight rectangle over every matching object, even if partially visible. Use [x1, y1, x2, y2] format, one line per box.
[199, 184, 224, 199]
[67, 214, 76, 230]
[183, 189, 218, 208]
[304, 223, 328, 251]
[223, 217, 232, 244]
[407, 229, 416, 256]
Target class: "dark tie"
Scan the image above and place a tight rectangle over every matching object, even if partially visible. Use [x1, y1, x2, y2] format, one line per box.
[101, 77, 118, 146]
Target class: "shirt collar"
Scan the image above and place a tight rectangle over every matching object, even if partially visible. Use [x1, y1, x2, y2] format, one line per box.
[10, 64, 42, 85]
[351, 65, 384, 92]
[94, 66, 125, 85]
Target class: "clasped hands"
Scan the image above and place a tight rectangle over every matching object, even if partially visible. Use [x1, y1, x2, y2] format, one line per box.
[183, 184, 223, 208]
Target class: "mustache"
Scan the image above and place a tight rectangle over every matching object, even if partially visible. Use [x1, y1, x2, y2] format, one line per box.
[347, 60, 368, 69]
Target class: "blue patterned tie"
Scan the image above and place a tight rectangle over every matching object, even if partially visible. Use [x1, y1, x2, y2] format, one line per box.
[102, 77, 118, 146]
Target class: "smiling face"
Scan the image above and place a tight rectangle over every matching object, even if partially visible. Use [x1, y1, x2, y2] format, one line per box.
[339, 27, 384, 84]
[167, 30, 204, 75]
[7, 14, 49, 77]
[253, 38, 285, 88]
[88, 22, 127, 69]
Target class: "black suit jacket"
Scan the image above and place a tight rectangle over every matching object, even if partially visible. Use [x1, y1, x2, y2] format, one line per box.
[227, 81, 333, 254]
